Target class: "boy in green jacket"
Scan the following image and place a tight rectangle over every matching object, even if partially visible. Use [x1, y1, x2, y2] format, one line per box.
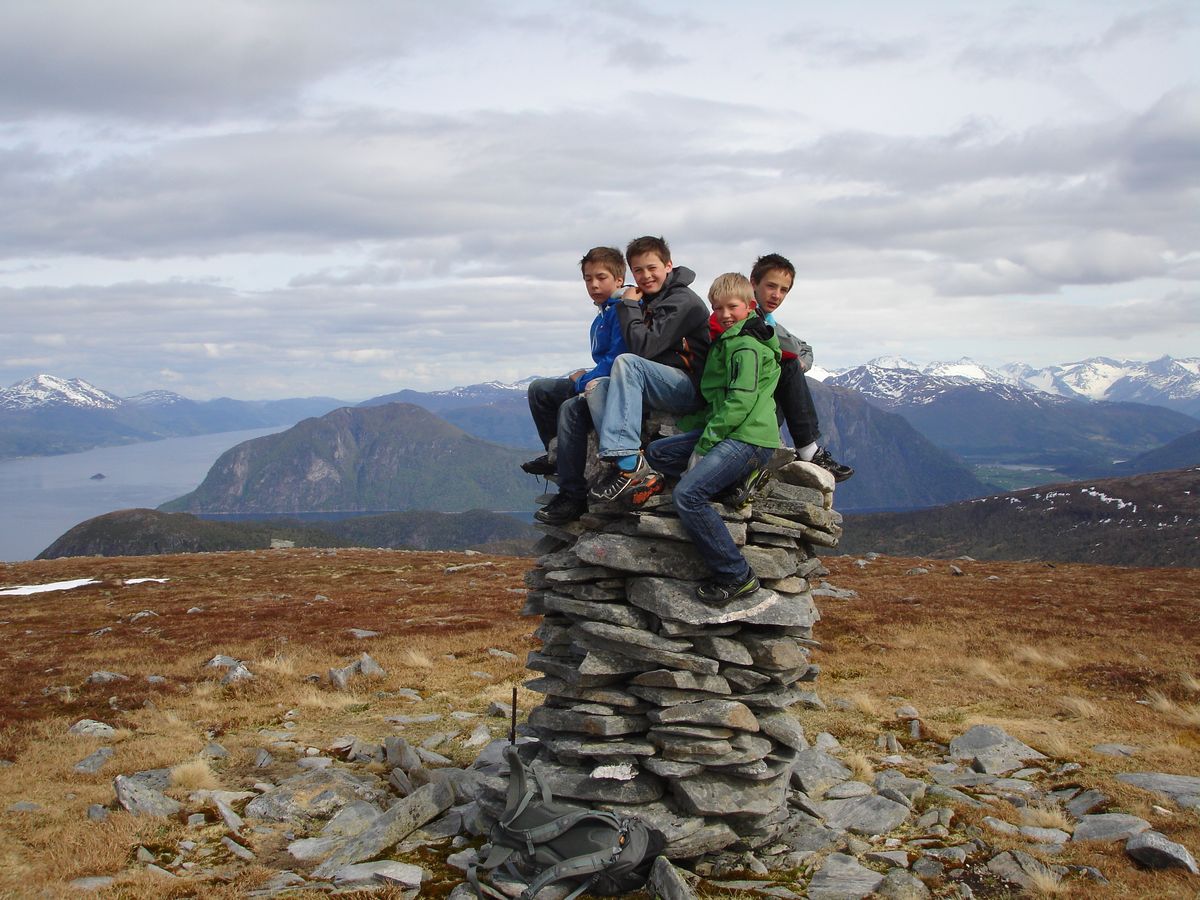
[637, 273, 781, 603]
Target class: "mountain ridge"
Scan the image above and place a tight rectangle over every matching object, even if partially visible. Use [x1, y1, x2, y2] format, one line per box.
[838, 466, 1200, 567]
[159, 402, 540, 514]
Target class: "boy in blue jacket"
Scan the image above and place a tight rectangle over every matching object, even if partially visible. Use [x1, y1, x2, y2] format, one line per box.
[525, 246, 628, 525]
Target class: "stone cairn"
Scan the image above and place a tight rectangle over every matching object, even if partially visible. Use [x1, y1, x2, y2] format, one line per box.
[479, 440, 843, 861]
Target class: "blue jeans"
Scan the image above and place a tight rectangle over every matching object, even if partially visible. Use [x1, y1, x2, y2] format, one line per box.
[527, 377, 592, 499]
[646, 431, 773, 583]
[597, 354, 700, 457]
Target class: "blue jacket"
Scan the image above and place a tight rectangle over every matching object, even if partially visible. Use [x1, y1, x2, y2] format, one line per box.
[575, 297, 627, 392]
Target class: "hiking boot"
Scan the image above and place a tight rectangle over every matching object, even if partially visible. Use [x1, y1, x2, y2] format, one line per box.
[521, 454, 556, 476]
[630, 471, 666, 508]
[695, 573, 760, 605]
[716, 466, 769, 508]
[534, 493, 587, 526]
[809, 447, 854, 482]
[588, 454, 650, 503]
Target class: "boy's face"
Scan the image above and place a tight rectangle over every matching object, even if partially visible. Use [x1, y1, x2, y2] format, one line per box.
[629, 252, 673, 296]
[751, 268, 794, 315]
[711, 293, 753, 330]
[582, 262, 621, 304]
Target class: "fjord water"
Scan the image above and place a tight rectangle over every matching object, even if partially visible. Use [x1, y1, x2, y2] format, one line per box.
[0, 427, 286, 562]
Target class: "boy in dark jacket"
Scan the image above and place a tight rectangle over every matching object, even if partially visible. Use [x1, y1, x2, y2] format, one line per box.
[751, 253, 853, 482]
[588, 235, 712, 502]
[526, 247, 629, 525]
[638, 273, 781, 603]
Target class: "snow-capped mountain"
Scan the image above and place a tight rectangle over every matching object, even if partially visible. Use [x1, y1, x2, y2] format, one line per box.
[828, 363, 1061, 409]
[123, 390, 190, 407]
[834, 356, 1200, 418]
[0, 375, 122, 411]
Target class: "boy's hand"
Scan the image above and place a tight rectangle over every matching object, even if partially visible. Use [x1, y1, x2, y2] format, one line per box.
[621, 286, 643, 303]
[569, 369, 586, 382]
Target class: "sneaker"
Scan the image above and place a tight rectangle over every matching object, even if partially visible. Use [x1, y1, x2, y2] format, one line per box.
[588, 454, 650, 503]
[809, 447, 854, 483]
[521, 454, 556, 476]
[695, 573, 760, 604]
[534, 493, 587, 525]
[630, 471, 666, 508]
[716, 466, 769, 508]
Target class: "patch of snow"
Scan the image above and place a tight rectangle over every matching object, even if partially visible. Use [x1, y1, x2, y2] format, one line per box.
[0, 578, 101, 596]
[124, 578, 170, 585]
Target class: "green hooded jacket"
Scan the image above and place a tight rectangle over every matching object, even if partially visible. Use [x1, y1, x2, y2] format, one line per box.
[678, 313, 782, 455]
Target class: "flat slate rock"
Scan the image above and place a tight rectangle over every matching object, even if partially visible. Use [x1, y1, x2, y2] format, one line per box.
[575, 533, 796, 581]
[312, 782, 454, 878]
[757, 711, 808, 751]
[631, 669, 732, 694]
[791, 749, 853, 797]
[330, 860, 427, 887]
[627, 577, 817, 628]
[948, 724, 1046, 775]
[647, 699, 758, 731]
[245, 768, 387, 826]
[674, 770, 789, 817]
[1072, 813, 1151, 843]
[987, 850, 1059, 892]
[814, 794, 911, 835]
[530, 760, 664, 804]
[649, 856, 698, 900]
[807, 853, 884, 900]
[113, 775, 182, 817]
[662, 821, 740, 859]
[1125, 830, 1199, 874]
[542, 593, 651, 629]
[1116, 771, 1200, 808]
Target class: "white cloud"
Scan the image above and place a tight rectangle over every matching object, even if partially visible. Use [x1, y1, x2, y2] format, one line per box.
[0, 0, 1196, 397]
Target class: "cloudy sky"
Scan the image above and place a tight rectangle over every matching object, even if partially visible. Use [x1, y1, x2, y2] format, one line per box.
[1, 0, 1197, 401]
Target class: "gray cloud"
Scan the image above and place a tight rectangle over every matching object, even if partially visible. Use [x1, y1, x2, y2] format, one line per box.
[0, 1, 505, 121]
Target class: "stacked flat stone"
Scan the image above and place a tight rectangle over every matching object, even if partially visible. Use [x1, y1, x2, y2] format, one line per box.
[506, 455, 841, 859]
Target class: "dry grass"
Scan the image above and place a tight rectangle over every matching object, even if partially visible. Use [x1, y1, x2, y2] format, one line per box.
[1, 548, 1199, 897]
[1056, 695, 1102, 720]
[169, 758, 220, 791]
[967, 659, 1014, 689]
[1014, 645, 1072, 669]
[844, 750, 875, 783]
[1028, 867, 1071, 896]
[1021, 803, 1073, 831]
[847, 691, 880, 718]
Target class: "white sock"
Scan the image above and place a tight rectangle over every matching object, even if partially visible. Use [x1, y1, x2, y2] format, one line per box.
[797, 442, 818, 462]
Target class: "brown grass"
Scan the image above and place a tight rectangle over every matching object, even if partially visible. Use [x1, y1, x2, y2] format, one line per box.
[0, 549, 1198, 897]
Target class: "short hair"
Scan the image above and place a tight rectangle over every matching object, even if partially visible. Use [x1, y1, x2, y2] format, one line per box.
[625, 235, 671, 265]
[750, 253, 796, 285]
[708, 272, 754, 304]
[580, 247, 626, 281]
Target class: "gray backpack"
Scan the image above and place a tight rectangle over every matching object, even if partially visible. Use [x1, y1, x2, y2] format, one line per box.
[468, 745, 660, 900]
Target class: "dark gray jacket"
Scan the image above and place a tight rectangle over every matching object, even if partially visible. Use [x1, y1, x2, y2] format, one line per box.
[616, 266, 711, 389]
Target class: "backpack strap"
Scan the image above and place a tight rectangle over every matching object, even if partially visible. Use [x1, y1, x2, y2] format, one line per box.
[506, 809, 624, 847]
[517, 823, 633, 900]
[467, 843, 517, 900]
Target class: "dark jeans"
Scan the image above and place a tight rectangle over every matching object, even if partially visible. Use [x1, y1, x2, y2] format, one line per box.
[527, 377, 591, 499]
[646, 430, 773, 583]
[776, 358, 819, 448]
